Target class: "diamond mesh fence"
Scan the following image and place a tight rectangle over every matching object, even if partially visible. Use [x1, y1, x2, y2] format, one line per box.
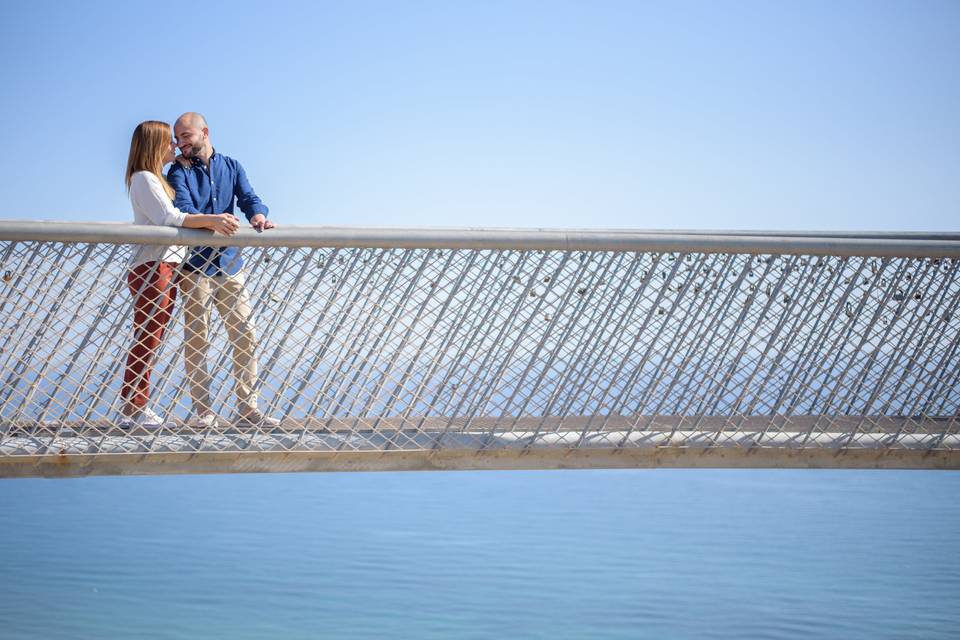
[1, 225, 959, 473]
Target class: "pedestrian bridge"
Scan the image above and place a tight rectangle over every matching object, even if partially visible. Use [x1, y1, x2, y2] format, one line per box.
[1, 222, 958, 477]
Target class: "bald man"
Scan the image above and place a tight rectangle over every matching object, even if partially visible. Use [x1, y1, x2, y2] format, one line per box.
[168, 112, 278, 429]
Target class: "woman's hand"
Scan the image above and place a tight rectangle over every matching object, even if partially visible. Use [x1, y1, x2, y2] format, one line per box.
[208, 213, 240, 236]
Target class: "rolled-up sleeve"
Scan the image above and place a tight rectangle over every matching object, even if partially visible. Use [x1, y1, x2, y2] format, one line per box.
[131, 172, 187, 227]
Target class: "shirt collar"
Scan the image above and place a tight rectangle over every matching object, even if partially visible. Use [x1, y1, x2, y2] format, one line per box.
[190, 148, 218, 167]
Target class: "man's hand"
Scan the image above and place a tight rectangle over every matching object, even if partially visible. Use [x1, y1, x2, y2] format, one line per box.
[250, 214, 275, 232]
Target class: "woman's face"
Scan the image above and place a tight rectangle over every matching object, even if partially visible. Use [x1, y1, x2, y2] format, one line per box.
[164, 139, 176, 165]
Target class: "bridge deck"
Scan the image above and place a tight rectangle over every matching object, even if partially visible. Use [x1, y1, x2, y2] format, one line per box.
[3, 416, 957, 476]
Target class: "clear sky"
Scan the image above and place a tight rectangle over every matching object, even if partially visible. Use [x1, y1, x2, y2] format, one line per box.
[0, 0, 957, 231]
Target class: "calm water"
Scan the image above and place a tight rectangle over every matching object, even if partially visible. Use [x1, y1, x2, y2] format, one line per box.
[1, 470, 958, 639]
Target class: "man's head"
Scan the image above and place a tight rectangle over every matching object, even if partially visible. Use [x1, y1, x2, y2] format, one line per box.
[174, 112, 210, 160]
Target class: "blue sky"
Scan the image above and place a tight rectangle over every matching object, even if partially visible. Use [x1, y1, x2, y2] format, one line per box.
[0, 0, 957, 231]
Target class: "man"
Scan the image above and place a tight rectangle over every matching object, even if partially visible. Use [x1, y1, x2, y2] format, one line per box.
[168, 112, 278, 428]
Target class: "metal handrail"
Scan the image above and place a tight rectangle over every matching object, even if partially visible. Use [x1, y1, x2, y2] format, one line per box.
[1, 221, 959, 257]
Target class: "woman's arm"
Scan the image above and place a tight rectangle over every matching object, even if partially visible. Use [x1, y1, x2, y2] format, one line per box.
[131, 172, 239, 235]
[182, 213, 240, 236]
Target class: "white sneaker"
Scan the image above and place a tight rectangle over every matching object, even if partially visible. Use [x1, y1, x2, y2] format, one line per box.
[233, 409, 280, 429]
[190, 412, 220, 429]
[119, 407, 174, 430]
[140, 407, 175, 430]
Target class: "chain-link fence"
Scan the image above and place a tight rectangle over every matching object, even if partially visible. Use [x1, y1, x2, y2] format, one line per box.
[1, 223, 958, 475]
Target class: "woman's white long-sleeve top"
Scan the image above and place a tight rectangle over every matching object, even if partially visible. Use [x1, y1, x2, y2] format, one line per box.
[128, 170, 187, 267]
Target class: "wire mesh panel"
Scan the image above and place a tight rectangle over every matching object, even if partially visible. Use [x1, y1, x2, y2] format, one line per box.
[1, 225, 958, 474]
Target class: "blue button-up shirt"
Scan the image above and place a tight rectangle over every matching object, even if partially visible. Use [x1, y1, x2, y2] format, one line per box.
[167, 150, 269, 276]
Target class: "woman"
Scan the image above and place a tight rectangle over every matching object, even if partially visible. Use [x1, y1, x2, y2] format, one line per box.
[120, 120, 239, 428]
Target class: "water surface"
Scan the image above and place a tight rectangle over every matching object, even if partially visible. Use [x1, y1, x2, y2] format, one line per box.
[1, 470, 957, 639]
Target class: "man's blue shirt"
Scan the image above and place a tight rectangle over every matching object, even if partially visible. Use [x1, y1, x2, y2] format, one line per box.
[166, 151, 268, 276]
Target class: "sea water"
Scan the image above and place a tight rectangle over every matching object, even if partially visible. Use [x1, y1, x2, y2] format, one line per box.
[1, 469, 958, 639]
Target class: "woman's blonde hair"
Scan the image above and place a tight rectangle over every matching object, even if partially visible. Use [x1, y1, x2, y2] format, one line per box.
[125, 120, 175, 199]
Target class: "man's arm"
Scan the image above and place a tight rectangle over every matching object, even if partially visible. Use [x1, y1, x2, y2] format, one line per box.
[167, 163, 198, 213]
[233, 161, 274, 230]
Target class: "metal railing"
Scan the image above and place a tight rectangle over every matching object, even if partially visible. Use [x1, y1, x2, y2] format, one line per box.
[1, 221, 958, 476]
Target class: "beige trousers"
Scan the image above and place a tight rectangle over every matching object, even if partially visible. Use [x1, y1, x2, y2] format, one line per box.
[180, 270, 258, 415]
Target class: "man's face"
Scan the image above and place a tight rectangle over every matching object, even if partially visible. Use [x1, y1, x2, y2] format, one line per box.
[174, 121, 208, 159]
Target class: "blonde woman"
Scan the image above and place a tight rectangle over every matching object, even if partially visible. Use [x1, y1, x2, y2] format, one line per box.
[120, 120, 239, 428]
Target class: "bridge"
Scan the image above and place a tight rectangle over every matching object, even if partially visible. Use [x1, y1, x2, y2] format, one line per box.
[1, 221, 958, 477]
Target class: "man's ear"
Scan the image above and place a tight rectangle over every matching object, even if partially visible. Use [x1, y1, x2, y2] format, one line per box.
[202, 127, 210, 139]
